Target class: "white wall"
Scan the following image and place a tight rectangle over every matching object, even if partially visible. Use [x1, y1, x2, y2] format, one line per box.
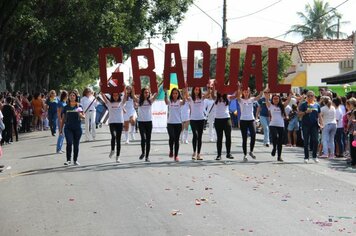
[306, 63, 339, 86]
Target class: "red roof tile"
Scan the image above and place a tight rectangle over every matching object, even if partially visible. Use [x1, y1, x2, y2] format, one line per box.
[297, 39, 354, 63]
[228, 37, 294, 52]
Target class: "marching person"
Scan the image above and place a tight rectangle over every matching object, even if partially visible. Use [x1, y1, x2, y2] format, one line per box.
[164, 87, 186, 162]
[298, 90, 322, 164]
[264, 90, 292, 162]
[101, 90, 126, 163]
[236, 83, 263, 162]
[204, 91, 216, 142]
[211, 84, 238, 160]
[59, 91, 85, 166]
[185, 86, 211, 160]
[180, 99, 190, 144]
[123, 85, 137, 144]
[56, 90, 68, 154]
[81, 87, 97, 142]
[133, 85, 158, 162]
[46, 90, 59, 136]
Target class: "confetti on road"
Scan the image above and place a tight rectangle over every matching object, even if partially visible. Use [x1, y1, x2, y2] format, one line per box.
[195, 199, 201, 205]
[171, 210, 182, 216]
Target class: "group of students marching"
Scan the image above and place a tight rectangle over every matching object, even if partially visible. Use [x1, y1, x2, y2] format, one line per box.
[11, 82, 353, 168]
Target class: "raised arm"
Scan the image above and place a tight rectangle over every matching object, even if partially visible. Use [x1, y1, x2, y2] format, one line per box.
[283, 90, 293, 107]
[264, 89, 271, 108]
[131, 83, 139, 103]
[100, 91, 109, 104]
[163, 89, 169, 105]
[236, 82, 242, 102]
[254, 89, 264, 101]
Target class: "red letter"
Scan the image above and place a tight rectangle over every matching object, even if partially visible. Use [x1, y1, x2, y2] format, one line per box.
[242, 45, 263, 92]
[268, 48, 291, 93]
[131, 48, 158, 94]
[215, 48, 239, 94]
[163, 44, 185, 90]
[186, 41, 210, 88]
[99, 47, 124, 93]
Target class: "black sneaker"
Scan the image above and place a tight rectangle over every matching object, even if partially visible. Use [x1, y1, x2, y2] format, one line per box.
[145, 157, 150, 162]
[139, 154, 145, 160]
[277, 157, 284, 162]
[271, 148, 276, 157]
[215, 156, 221, 160]
[226, 154, 234, 159]
[265, 144, 269, 147]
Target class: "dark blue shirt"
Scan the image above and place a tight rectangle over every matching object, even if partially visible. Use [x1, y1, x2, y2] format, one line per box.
[46, 97, 59, 114]
[62, 104, 83, 129]
[299, 101, 320, 126]
[258, 97, 269, 117]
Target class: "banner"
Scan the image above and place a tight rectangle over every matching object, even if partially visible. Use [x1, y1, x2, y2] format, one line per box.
[152, 101, 167, 133]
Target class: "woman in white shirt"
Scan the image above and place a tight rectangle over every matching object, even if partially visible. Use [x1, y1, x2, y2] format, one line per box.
[212, 87, 238, 160]
[101, 91, 126, 163]
[80, 88, 97, 142]
[133, 86, 157, 162]
[236, 83, 263, 162]
[164, 88, 186, 162]
[180, 101, 190, 144]
[186, 86, 210, 160]
[123, 86, 137, 144]
[264, 91, 291, 162]
[320, 96, 337, 158]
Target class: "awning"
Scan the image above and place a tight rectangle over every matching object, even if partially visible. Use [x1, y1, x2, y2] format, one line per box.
[321, 70, 356, 84]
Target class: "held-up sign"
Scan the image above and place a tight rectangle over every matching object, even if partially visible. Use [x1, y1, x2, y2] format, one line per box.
[99, 41, 291, 94]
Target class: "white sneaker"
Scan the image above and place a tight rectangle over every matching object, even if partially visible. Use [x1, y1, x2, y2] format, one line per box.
[125, 139, 129, 144]
[184, 140, 189, 144]
[116, 156, 121, 163]
[109, 150, 115, 158]
[313, 158, 320, 163]
[74, 161, 80, 166]
[64, 161, 71, 166]
[243, 156, 248, 162]
[130, 133, 135, 141]
[304, 159, 309, 164]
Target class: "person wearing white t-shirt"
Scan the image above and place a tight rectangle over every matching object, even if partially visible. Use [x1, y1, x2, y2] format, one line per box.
[320, 96, 337, 158]
[236, 83, 263, 162]
[212, 87, 238, 160]
[80, 88, 97, 142]
[333, 97, 345, 157]
[101, 91, 126, 163]
[186, 86, 211, 160]
[123, 86, 137, 143]
[265, 91, 291, 162]
[164, 87, 186, 162]
[204, 94, 216, 142]
[133, 86, 158, 162]
[180, 101, 190, 144]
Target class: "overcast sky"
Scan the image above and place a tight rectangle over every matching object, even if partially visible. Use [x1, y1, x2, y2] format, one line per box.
[132, 0, 356, 75]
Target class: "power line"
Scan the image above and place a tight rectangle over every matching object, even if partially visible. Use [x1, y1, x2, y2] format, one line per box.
[192, 2, 222, 30]
[228, 0, 283, 20]
[244, 0, 350, 45]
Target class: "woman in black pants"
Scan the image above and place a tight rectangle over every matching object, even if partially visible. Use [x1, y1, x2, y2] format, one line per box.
[185, 86, 210, 160]
[164, 87, 186, 162]
[212, 86, 238, 160]
[264, 90, 291, 162]
[101, 90, 126, 163]
[59, 91, 85, 166]
[236, 83, 263, 162]
[133, 86, 157, 162]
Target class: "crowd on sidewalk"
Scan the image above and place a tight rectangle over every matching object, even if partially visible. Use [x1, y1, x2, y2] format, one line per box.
[0, 85, 356, 171]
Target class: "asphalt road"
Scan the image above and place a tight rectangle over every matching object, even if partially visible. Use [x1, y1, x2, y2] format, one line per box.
[1, 126, 356, 236]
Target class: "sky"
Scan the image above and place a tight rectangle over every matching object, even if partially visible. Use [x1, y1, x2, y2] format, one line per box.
[128, 0, 356, 76]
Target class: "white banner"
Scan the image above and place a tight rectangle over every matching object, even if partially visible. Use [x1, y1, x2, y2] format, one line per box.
[152, 101, 167, 133]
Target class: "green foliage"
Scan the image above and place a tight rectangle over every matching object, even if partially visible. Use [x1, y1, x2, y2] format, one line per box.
[288, 0, 348, 39]
[0, 0, 193, 93]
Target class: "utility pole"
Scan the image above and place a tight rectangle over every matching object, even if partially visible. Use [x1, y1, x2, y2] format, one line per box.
[337, 17, 340, 39]
[222, 0, 227, 47]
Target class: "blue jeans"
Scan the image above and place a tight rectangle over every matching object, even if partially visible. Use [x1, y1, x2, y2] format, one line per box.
[64, 126, 82, 162]
[322, 123, 336, 156]
[259, 116, 270, 145]
[56, 132, 65, 152]
[302, 124, 319, 159]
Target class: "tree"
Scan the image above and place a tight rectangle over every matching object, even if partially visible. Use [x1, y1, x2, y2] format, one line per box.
[288, 0, 348, 39]
[0, 0, 193, 93]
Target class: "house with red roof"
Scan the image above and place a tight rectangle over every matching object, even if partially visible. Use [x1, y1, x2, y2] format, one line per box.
[284, 38, 354, 87]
